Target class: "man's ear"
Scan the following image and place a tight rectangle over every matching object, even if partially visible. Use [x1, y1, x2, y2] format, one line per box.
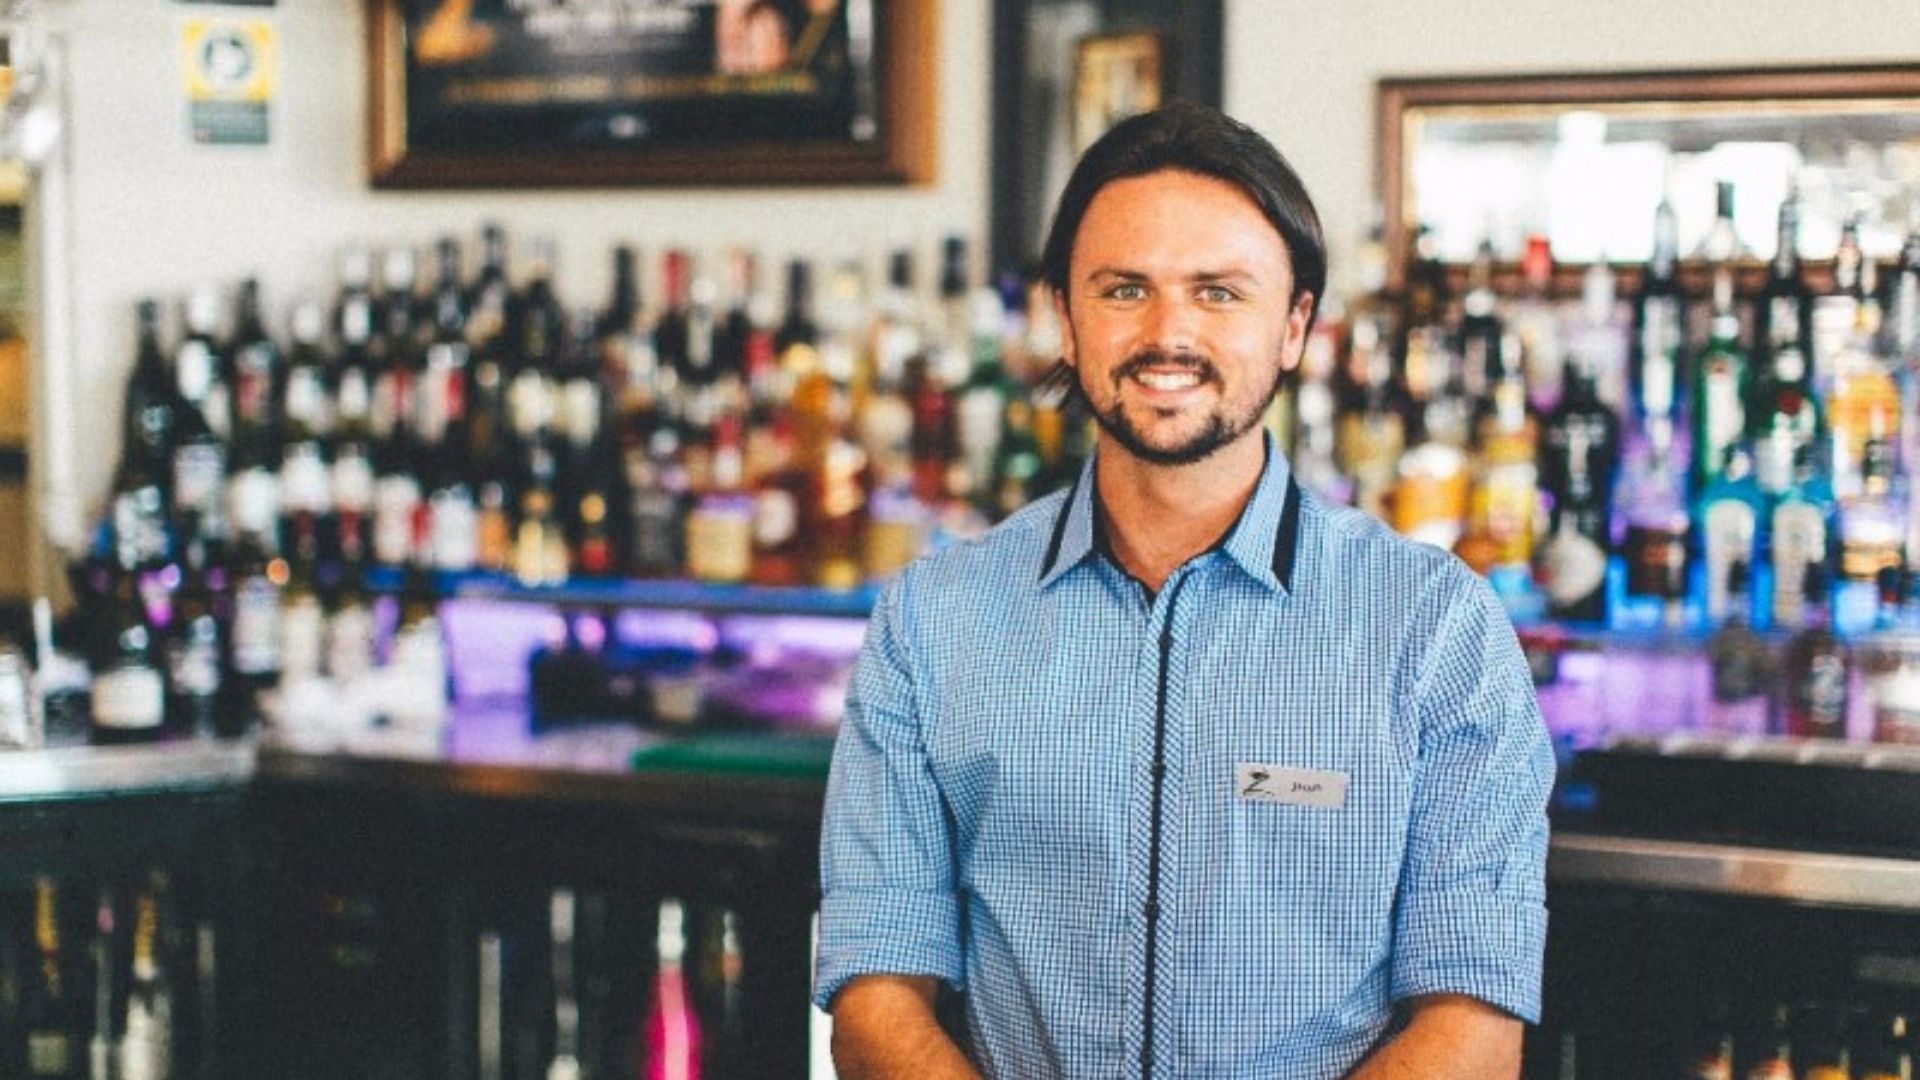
[1279, 291, 1315, 372]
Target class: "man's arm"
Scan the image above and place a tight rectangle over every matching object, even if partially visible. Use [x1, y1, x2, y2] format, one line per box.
[1345, 994, 1523, 1080]
[831, 974, 981, 1080]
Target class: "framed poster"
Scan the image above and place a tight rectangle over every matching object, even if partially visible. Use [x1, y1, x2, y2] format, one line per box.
[368, 0, 937, 188]
[1070, 32, 1163, 157]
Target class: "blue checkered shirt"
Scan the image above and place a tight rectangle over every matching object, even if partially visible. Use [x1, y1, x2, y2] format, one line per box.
[815, 438, 1553, 1079]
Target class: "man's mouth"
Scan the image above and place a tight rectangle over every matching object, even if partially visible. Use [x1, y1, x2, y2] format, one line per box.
[1131, 369, 1204, 391]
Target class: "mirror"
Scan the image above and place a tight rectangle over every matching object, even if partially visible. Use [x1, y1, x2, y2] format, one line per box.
[1378, 67, 1920, 286]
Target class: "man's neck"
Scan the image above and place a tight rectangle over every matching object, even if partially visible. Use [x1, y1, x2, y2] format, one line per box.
[1095, 432, 1267, 595]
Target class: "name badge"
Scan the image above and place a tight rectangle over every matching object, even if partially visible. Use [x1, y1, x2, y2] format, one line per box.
[1235, 763, 1348, 809]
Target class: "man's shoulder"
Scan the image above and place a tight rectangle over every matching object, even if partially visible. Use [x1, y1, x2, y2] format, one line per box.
[892, 487, 1072, 601]
[1298, 491, 1472, 601]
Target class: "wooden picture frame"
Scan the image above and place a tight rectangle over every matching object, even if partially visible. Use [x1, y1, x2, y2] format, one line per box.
[368, 0, 937, 189]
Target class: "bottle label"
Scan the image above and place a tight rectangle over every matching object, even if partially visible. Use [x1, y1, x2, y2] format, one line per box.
[417, 344, 468, 442]
[286, 367, 332, 432]
[227, 467, 281, 540]
[630, 490, 682, 573]
[1624, 523, 1688, 600]
[1702, 360, 1744, 467]
[685, 498, 754, 583]
[91, 666, 165, 730]
[280, 441, 332, 516]
[1639, 298, 1681, 416]
[112, 487, 170, 567]
[231, 575, 282, 676]
[1540, 522, 1608, 608]
[956, 387, 1005, 485]
[176, 341, 215, 404]
[234, 344, 277, 429]
[326, 604, 376, 684]
[1770, 501, 1826, 623]
[1789, 651, 1849, 738]
[1702, 499, 1756, 622]
[508, 370, 554, 437]
[27, 1030, 74, 1075]
[167, 621, 222, 697]
[374, 475, 423, 567]
[372, 368, 413, 440]
[336, 368, 373, 427]
[752, 488, 799, 550]
[560, 379, 602, 447]
[281, 595, 326, 682]
[172, 440, 227, 516]
[331, 448, 376, 514]
[430, 486, 479, 571]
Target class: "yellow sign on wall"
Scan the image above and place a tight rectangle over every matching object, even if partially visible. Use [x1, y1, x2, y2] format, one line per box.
[180, 17, 276, 144]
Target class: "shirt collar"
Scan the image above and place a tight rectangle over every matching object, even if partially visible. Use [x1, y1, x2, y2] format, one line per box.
[1037, 431, 1303, 595]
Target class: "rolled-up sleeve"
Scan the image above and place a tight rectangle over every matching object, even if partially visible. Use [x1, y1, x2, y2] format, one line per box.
[813, 574, 965, 1011]
[1389, 569, 1555, 1023]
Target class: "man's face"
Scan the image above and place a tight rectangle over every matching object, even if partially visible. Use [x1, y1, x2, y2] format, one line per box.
[1056, 169, 1313, 467]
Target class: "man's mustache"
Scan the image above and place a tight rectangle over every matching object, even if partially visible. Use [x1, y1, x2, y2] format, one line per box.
[1112, 350, 1221, 387]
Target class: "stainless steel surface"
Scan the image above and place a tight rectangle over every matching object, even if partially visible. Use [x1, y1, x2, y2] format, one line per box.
[1604, 732, 1920, 772]
[1549, 832, 1920, 912]
[0, 739, 256, 800]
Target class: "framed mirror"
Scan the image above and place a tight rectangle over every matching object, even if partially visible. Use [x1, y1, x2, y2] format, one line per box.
[1378, 66, 1920, 291]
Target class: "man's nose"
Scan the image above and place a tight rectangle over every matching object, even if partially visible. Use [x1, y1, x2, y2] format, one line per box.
[1142, 294, 1200, 354]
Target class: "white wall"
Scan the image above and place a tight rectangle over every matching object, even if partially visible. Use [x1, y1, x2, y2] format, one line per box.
[1224, 0, 1920, 293]
[35, 0, 1920, 527]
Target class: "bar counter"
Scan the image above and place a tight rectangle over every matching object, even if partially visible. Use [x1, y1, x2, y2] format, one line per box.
[10, 713, 1920, 914]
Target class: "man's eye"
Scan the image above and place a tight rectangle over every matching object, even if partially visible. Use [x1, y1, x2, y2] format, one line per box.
[1198, 285, 1240, 303]
[1105, 283, 1147, 301]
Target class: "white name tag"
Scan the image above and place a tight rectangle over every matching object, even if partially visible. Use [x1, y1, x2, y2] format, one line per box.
[1235, 763, 1349, 809]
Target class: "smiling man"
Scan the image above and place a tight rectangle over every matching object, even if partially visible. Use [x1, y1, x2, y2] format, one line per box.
[814, 103, 1554, 1079]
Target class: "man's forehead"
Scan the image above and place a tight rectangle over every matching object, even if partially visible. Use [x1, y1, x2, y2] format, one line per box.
[1071, 172, 1296, 285]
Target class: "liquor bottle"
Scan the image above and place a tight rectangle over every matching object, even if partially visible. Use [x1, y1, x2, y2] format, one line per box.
[1461, 332, 1539, 587]
[863, 249, 921, 477]
[1292, 306, 1351, 505]
[371, 414, 425, 573]
[714, 249, 762, 411]
[1565, 258, 1630, 419]
[554, 310, 609, 505]
[279, 302, 335, 538]
[953, 289, 1012, 512]
[114, 324, 176, 576]
[88, 563, 168, 744]
[123, 300, 181, 504]
[418, 237, 472, 477]
[321, 531, 376, 684]
[1336, 317, 1408, 521]
[1828, 277, 1899, 500]
[1632, 199, 1685, 432]
[23, 879, 79, 1079]
[1856, 1012, 1912, 1080]
[907, 353, 955, 508]
[1699, 180, 1742, 263]
[1704, 559, 1769, 736]
[330, 252, 380, 562]
[512, 238, 566, 445]
[1692, 266, 1748, 495]
[1769, 443, 1835, 630]
[1512, 233, 1564, 412]
[514, 437, 569, 587]
[165, 536, 227, 739]
[1812, 214, 1867, 398]
[371, 246, 423, 451]
[691, 907, 744, 1080]
[685, 414, 754, 585]
[279, 513, 327, 684]
[177, 285, 231, 443]
[87, 890, 114, 1080]
[1457, 239, 1503, 401]
[226, 278, 284, 481]
[1836, 435, 1905, 636]
[1538, 346, 1620, 622]
[1778, 569, 1848, 739]
[1392, 392, 1469, 552]
[118, 882, 172, 1080]
[225, 509, 280, 737]
[1616, 421, 1692, 630]
[642, 898, 701, 1080]
[625, 427, 688, 579]
[990, 397, 1044, 521]
[654, 249, 696, 389]
[1746, 194, 1819, 502]
[749, 409, 809, 587]
[547, 889, 584, 1080]
[1698, 446, 1762, 627]
[1886, 215, 1920, 363]
[603, 245, 665, 450]
[808, 389, 870, 590]
[465, 227, 518, 504]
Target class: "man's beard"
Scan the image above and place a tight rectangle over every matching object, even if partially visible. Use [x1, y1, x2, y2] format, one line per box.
[1080, 348, 1277, 467]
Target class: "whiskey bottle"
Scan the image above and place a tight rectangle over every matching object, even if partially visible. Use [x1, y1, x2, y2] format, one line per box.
[22, 879, 78, 1079]
[684, 414, 754, 585]
[1778, 570, 1847, 739]
[87, 564, 168, 745]
[1703, 559, 1770, 736]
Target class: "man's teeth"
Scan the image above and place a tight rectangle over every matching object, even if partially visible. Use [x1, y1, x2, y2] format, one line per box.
[1133, 370, 1201, 391]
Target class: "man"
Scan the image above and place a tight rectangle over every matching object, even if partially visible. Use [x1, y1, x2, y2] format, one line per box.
[814, 102, 1553, 1079]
